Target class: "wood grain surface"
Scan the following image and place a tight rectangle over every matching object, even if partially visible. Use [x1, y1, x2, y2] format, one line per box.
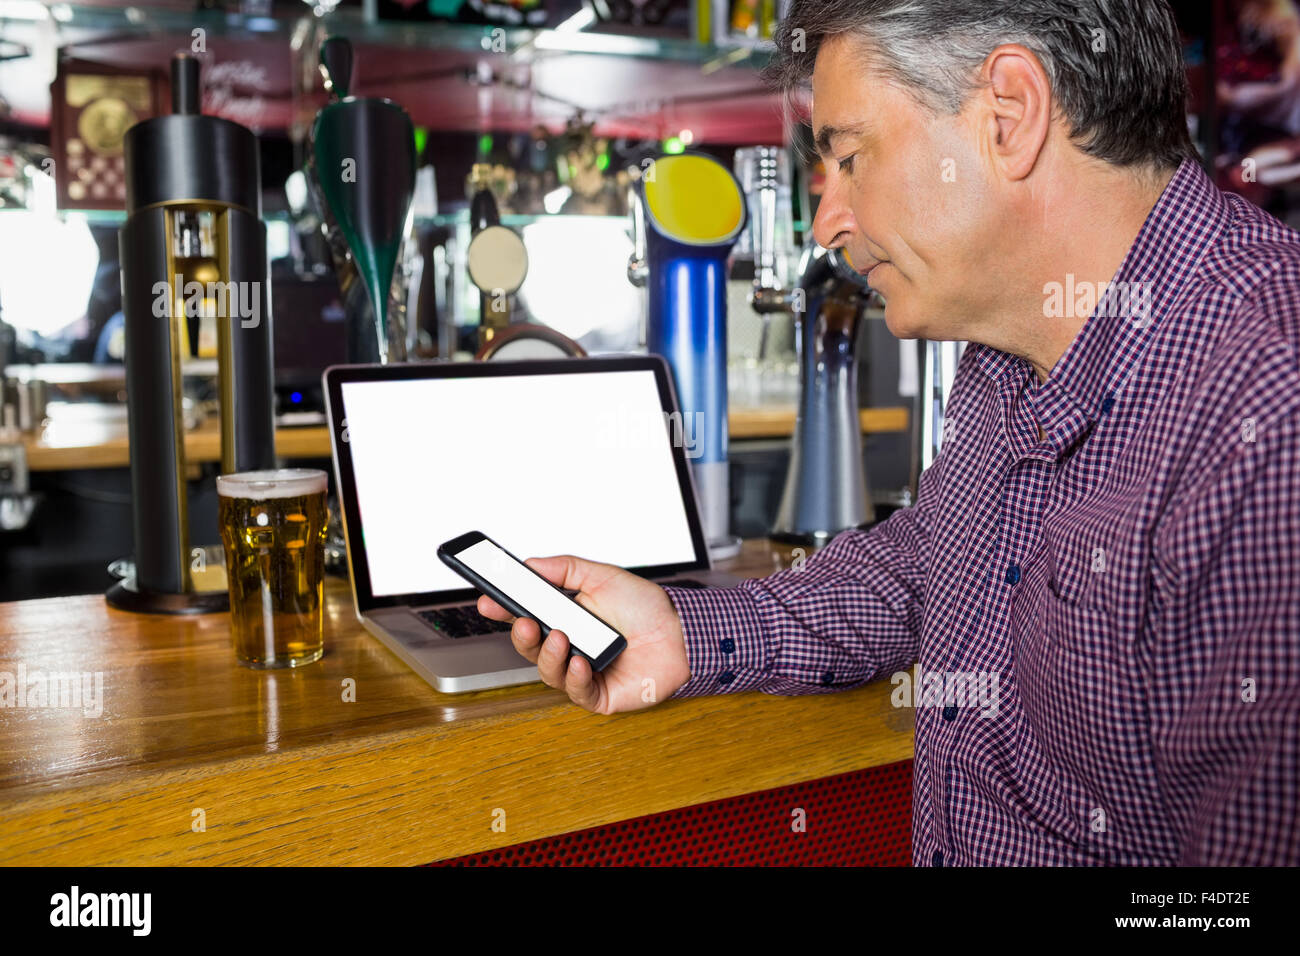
[0, 538, 915, 865]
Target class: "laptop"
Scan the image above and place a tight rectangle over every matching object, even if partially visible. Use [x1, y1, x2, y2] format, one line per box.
[323, 354, 740, 693]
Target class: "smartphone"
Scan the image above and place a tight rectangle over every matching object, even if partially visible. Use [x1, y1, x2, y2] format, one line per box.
[436, 530, 627, 672]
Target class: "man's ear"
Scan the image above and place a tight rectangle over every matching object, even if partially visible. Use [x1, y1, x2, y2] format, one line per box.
[979, 44, 1052, 181]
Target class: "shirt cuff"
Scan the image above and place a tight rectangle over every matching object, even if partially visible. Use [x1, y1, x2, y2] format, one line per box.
[661, 584, 771, 698]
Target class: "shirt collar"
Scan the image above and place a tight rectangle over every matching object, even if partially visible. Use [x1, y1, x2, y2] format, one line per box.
[974, 157, 1233, 429]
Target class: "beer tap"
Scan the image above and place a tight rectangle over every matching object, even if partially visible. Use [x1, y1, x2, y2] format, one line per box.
[742, 146, 796, 361]
[626, 173, 649, 347]
[107, 53, 276, 613]
[768, 243, 878, 543]
[306, 35, 417, 364]
[0, 295, 36, 533]
[627, 152, 747, 558]
[736, 142, 879, 543]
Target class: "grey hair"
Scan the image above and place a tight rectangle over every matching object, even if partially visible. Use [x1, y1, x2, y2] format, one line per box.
[764, 0, 1198, 172]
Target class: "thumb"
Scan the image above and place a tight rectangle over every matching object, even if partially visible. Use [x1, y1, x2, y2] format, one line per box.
[523, 554, 617, 594]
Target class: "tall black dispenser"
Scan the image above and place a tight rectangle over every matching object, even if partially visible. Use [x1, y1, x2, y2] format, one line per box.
[106, 53, 275, 614]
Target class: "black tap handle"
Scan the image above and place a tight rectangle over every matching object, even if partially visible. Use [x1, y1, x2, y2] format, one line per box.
[171, 53, 200, 115]
[470, 186, 500, 234]
[320, 36, 353, 100]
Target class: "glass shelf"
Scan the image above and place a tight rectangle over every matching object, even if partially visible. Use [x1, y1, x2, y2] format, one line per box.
[1, 3, 774, 68]
[6, 208, 631, 229]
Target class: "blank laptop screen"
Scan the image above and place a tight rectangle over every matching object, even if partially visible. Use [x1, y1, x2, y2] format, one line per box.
[339, 368, 699, 598]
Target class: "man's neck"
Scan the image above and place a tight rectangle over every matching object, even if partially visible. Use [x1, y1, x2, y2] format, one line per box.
[993, 160, 1178, 384]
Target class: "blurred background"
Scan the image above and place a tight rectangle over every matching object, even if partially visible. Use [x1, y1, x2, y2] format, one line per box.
[0, 0, 1224, 599]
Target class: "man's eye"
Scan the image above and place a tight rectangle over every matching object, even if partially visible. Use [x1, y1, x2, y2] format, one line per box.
[837, 154, 855, 174]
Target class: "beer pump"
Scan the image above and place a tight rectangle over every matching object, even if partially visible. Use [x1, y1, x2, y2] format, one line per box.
[628, 152, 747, 559]
[738, 143, 879, 543]
[106, 53, 275, 614]
[769, 245, 878, 543]
[306, 36, 417, 364]
[465, 165, 530, 351]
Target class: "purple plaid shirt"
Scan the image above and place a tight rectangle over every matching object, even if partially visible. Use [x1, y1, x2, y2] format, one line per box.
[663, 158, 1300, 866]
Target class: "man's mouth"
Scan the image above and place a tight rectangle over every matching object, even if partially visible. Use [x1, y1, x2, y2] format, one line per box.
[838, 247, 888, 283]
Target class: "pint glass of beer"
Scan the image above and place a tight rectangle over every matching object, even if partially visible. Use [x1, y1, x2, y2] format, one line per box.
[216, 469, 329, 668]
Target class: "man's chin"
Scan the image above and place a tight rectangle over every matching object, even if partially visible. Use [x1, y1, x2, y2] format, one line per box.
[880, 303, 928, 341]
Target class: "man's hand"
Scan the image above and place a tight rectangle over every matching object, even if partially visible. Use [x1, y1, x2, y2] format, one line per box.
[475, 554, 690, 714]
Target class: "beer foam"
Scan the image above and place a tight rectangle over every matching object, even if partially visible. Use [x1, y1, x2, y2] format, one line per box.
[216, 469, 327, 500]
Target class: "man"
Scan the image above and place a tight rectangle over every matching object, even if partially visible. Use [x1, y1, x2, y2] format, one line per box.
[480, 0, 1300, 865]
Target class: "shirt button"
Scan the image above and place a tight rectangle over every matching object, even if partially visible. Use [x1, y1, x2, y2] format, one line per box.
[1005, 563, 1021, 585]
[932, 850, 944, 867]
[718, 671, 735, 686]
[821, 670, 835, 686]
[942, 705, 958, 721]
[1101, 394, 1116, 414]
[720, 637, 735, 654]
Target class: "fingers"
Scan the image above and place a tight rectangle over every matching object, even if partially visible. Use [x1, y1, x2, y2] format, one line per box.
[504, 615, 568, 680]
[486, 593, 575, 686]
[478, 558, 609, 711]
[535, 629, 601, 709]
[476, 594, 512, 621]
[511, 624, 596, 703]
[534, 626, 571, 687]
[562, 650, 601, 711]
[508, 615, 543, 663]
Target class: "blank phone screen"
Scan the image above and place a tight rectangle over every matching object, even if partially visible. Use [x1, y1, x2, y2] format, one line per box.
[455, 538, 620, 659]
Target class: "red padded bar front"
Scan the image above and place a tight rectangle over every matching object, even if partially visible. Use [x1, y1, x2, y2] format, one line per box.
[427, 758, 913, 866]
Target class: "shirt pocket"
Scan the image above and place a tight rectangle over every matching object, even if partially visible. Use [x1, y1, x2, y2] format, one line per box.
[1013, 573, 1124, 679]
[1038, 512, 1110, 607]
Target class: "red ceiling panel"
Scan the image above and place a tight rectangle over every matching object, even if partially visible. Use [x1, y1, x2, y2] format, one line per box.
[4, 21, 788, 144]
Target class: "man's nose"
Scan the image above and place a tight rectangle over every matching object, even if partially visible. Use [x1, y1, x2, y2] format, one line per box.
[811, 171, 856, 251]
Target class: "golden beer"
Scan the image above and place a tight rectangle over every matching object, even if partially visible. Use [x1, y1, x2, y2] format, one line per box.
[216, 469, 329, 668]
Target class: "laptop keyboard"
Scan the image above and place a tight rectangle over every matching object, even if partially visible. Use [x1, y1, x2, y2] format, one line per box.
[416, 578, 710, 638]
[417, 605, 511, 638]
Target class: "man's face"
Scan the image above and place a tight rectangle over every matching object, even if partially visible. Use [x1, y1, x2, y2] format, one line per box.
[810, 34, 1002, 340]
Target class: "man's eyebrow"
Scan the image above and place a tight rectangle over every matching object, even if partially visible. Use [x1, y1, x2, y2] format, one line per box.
[814, 122, 870, 158]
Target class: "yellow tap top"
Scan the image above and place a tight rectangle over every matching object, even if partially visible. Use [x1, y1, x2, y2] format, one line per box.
[642, 153, 745, 246]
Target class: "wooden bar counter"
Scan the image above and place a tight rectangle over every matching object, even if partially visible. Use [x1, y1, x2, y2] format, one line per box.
[0, 539, 914, 865]
[20, 406, 910, 471]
